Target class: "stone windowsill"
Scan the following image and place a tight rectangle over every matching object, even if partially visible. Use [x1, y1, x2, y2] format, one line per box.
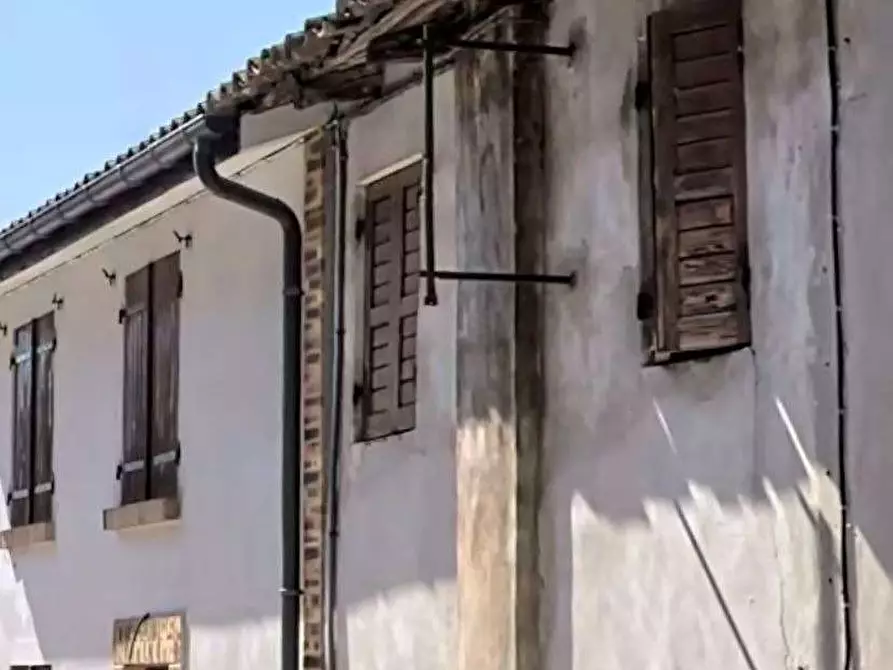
[103, 497, 181, 532]
[0, 521, 55, 550]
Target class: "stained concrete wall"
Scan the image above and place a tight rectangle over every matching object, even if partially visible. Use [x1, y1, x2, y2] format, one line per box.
[335, 71, 458, 670]
[541, 1, 843, 668]
[837, 1, 893, 666]
[0, 136, 305, 670]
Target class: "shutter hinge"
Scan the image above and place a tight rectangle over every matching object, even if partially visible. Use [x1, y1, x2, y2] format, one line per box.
[34, 477, 54, 496]
[741, 259, 752, 301]
[352, 381, 366, 405]
[354, 216, 366, 242]
[634, 81, 651, 111]
[177, 271, 184, 299]
[118, 307, 127, 325]
[151, 443, 182, 467]
[636, 289, 655, 321]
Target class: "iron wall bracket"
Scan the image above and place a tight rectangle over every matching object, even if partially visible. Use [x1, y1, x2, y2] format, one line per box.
[420, 24, 575, 306]
[421, 270, 576, 286]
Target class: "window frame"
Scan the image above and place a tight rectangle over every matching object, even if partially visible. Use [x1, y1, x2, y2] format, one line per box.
[353, 161, 422, 442]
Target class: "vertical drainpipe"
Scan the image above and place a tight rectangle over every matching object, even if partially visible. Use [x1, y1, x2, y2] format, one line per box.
[823, 0, 854, 665]
[323, 113, 348, 670]
[193, 127, 304, 670]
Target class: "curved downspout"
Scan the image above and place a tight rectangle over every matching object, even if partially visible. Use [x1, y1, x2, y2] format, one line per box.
[823, 0, 854, 666]
[193, 133, 304, 670]
[323, 115, 348, 670]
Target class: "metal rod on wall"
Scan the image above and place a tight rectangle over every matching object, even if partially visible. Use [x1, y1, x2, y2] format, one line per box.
[444, 38, 574, 58]
[422, 24, 438, 306]
[421, 270, 575, 285]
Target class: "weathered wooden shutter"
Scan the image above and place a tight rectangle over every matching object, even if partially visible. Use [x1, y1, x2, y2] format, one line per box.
[10, 322, 34, 527]
[359, 163, 421, 440]
[121, 266, 151, 505]
[149, 252, 180, 500]
[31, 313, 55, 524]
[648, 0, 750, 360]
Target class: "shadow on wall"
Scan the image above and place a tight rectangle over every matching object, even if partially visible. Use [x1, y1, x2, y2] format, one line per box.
[540, 347, 849, 670]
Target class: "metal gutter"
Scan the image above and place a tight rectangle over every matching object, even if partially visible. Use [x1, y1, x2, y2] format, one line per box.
[0, 114, 227, 261]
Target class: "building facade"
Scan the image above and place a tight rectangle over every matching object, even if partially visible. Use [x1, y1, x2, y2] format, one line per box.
[1, 0, 893, 669]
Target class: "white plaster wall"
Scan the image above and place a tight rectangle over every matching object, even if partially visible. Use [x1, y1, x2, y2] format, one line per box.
[336, 72, 458, 670]
[0, 136, 307, 670]
[541, 1, 841, 669]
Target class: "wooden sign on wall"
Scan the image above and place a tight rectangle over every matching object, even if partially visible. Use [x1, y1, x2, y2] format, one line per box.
[112, 613, 184, 668]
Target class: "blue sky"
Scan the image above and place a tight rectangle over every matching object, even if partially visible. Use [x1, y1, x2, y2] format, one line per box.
[0, 0, 332, 225]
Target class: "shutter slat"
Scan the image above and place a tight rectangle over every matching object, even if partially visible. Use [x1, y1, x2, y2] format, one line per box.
[680, 282, 737, 316]
[673, 25, 736, 61]
[150, 252, 180, 500]
[677, 110, 735, 144]
[122, 267, 150, 504]
[678, 197, 733, 230]
[676, 82, 735, 116]
[679, 225, 737, 258]
[675, 53, 737, 89]
[674, 167, 734, 201]
[678, 312, 741, 351]
[10, 322, 33, 527]
[648, 0, 750, 360]
[676, 138, 733, 172]
[680, 253, 737, 286]
[32, 313, 55, 524]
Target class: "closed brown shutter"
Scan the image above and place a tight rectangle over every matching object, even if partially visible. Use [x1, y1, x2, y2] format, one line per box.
[31, 313, 55, 524]
[121, 266, 150, 505]
[648, 0, 750, 360]
[10, 322, 34, 527]
[358, 162, 421, 440]
[150, 252, 180, 500]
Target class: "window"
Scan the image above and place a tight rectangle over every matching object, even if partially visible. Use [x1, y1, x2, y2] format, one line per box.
[119, 252, 181, 504]
[354, 162, 421, 441]
[8, 313, 55, 528]
[638, 0, 750, 364]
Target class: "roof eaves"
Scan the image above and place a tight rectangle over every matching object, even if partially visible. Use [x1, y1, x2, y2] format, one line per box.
[0, 0, 479, 272]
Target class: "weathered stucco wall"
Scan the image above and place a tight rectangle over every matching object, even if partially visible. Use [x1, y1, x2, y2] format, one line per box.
[336, 71, 458, 670]
[541, 0, 841, 668]
[0, 137, 305, 670]
[837, 0, 893, 666]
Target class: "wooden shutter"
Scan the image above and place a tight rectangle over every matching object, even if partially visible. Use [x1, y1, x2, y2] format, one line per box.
[121, 266, 151, 505]
[31, 313, 55, 524]
[149, 252, 180, 500]
[648, 0, 750, 360]
[359, 162, 421, 440]
[10, 323, 34, 527]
